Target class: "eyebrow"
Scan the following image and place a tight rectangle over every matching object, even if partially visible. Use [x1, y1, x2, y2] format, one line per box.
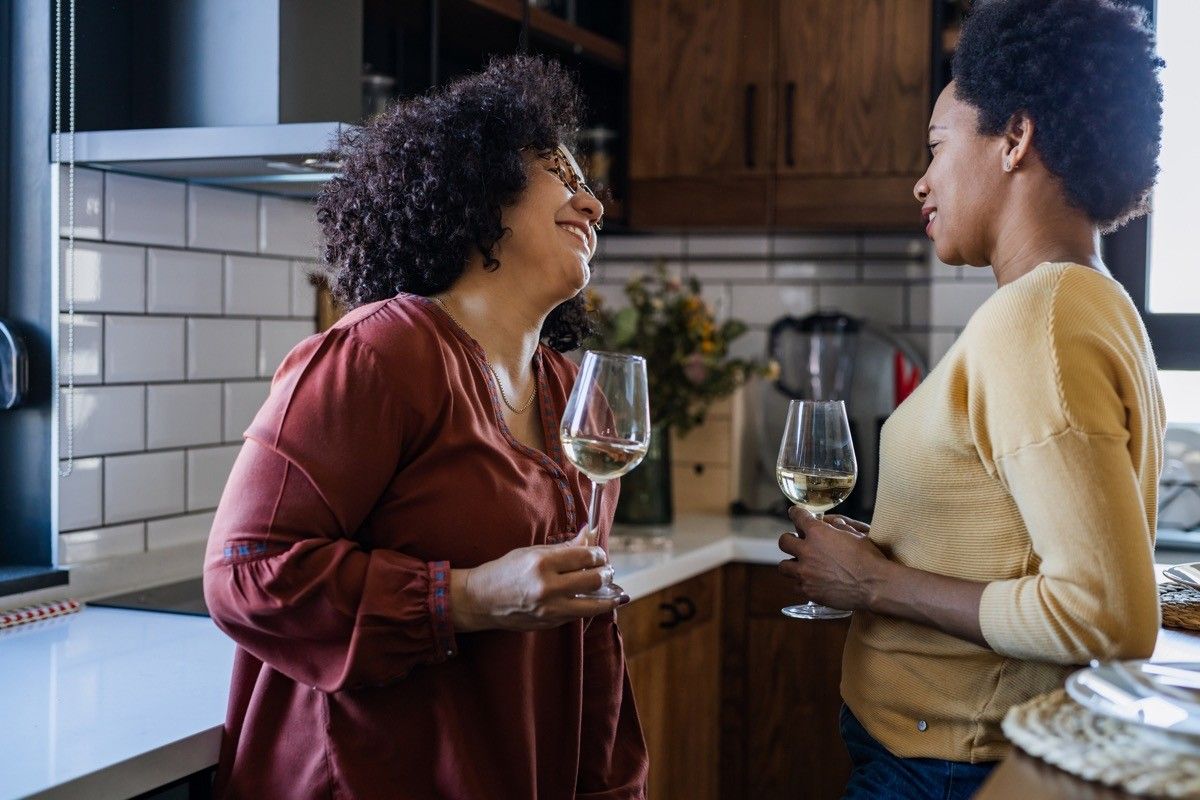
[928, 124, 948, 134]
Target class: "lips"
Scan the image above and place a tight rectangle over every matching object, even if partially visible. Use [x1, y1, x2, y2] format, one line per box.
[921, 207, 938, 238]
[557, 222, 591, 254]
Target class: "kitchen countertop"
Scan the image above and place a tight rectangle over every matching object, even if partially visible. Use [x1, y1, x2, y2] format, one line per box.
[1, 513, 1195, 800]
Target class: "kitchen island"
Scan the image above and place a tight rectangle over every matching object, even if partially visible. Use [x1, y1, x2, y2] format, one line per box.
[1, 513, 1195, 800]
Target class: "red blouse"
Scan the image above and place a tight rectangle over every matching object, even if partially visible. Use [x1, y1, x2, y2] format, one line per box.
[202, 294, 648, 799]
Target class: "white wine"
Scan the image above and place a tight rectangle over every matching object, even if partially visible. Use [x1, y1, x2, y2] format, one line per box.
[562, 434, 648, 482]
[776, 467, 856, 514]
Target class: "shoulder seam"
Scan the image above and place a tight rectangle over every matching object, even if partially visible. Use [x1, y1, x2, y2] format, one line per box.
[994, 425, 1128, 463]
[1046, 267, 1080, 433]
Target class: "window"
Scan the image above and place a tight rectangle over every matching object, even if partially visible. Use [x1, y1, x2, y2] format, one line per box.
[1107, 0, 1200, 378]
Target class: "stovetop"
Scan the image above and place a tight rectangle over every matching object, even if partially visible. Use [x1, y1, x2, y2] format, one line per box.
[90, 577, 209, 617]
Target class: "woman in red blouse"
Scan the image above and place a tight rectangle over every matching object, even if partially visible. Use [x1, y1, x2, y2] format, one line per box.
[202, 55, 648, 799]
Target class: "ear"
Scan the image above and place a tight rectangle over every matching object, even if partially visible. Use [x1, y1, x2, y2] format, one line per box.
[1002, 112, 1035, 172]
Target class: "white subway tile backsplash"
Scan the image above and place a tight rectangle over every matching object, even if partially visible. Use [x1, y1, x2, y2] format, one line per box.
[187, 318, 257, 379]
[104, 173, 186, 246]
[225, 256, 292, 316]
[908, 284, 931, 327]
[104, 316, 185, 383]
[687, 261, 770, 282]
[223, 381, 271, 441]
[593, 260, 683, 284]
[730, 284, 816, 325]
[61, 241, 145, 313]
[700, 285, 732, 323]
[773, 261, 858, 281]
[59, 385, 145, 457]
[147, 249, 223, 314]
[688, 234, 769, 258]
[105, 450, 186, 523]
[187, 445, 242, 511]
[58, 313, 103, 385]
[930, 282, 996, 327]
[147, 383, 223, 449]
[59, 523, 145, 565]
[58, 457, 103, 532]
[587, 283, 628, 311]
[861, 234, 927, 258]
[188, 186, 258, 253]
[729, 328, 768, 362]
[600, 234, 685, 259]
[861, 261, 931, 282]
[772, 235, 859, 258]
[148, 511, 216, 550]
[259, 196, 320, 258]
[59, 166, 104, 240]
[819, 284, 906, 327]
[259, 320, 315, 377]
[291, 262, 320, 317]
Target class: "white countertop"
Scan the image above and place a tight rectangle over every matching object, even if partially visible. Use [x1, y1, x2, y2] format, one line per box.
[1, 513, 1194, 800]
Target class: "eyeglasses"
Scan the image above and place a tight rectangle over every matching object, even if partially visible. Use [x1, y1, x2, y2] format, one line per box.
[534, 145, 603, 232]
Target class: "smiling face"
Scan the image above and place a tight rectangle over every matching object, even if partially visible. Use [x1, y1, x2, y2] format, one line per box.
[915, 83, 1010, 267]
[494, 145, 604, 303]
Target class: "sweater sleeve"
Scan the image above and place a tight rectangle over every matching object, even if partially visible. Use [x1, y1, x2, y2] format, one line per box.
[202, 329, 456, 692]
[978, 430, 1159, 662]
[972, 268, 1161, 663]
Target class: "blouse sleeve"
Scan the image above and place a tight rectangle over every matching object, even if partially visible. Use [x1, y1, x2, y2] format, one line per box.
[202, 329, 456, 693]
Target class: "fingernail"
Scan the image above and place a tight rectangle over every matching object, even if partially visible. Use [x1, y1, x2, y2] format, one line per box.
[617, 595, 631, 606]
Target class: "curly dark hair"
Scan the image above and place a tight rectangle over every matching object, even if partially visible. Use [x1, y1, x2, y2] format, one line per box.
[315, 54, 593, 351]
[952, 0, 1164, 231]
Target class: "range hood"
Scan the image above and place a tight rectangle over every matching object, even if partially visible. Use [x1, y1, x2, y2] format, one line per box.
[49, 0, 362, 198]
[50, 122, 351, 198]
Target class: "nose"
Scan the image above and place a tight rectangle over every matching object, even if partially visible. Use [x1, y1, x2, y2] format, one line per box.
[572, 189, 604, 228]
[913, 175, 930, 203]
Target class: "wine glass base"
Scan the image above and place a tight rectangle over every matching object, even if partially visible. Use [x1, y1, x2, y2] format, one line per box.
[575, 582, 626, 601]
[781, 602, 852, 620]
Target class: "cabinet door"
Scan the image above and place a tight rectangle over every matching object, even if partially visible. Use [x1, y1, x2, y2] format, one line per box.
[744, 565, 851, 800]
[620, 570, 721, 800]
[628, 0, 775, 227]
[776, 0, 930, 176]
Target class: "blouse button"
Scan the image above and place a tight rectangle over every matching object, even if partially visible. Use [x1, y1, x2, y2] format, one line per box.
[917, 720, 928, 732]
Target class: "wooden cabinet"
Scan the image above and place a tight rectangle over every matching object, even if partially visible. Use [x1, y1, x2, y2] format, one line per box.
[629, 0, 932, 230]
[620, 569, 722, 800]
[618, 564, 851, 799]
[629, 0, 775, 227]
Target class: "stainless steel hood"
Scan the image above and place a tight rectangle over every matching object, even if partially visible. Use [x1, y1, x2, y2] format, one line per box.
[50, 122, 351, 198]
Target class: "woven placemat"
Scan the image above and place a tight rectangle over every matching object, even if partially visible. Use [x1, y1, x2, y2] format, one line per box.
[1002, 689, 1200, 798]
[1161, 583, 1200, 632]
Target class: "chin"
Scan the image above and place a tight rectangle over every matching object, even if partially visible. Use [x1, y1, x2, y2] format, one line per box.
[933, 239, 968, 267]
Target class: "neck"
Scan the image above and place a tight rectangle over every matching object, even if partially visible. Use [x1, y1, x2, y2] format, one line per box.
[987, 186, 1105, 287]
[434, 265, 548, 378]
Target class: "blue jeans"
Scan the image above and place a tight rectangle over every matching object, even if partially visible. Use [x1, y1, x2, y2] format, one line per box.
[839, 706, 997, 800]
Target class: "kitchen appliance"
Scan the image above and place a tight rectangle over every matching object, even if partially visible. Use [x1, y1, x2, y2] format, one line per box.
[0, 318, 28, 410]
[733, 311, 926, 521]
[90, 577, 209, 617]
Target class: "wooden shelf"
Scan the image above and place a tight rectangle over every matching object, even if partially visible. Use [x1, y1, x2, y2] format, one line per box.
[463, 0, 626, 69]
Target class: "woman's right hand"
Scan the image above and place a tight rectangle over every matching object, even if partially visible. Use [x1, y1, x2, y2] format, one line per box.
[450, 530, 625, 632]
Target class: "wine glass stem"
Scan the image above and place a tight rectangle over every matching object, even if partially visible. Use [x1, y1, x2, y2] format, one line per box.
[587, 479, 603, 546]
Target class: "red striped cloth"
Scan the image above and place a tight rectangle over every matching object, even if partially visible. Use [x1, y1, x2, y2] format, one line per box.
[0, 599, 81, 629]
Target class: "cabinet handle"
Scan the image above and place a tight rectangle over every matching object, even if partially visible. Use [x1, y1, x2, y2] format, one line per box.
[784, 81, 796, 168]
[658, 602, 681, 629]
[744, 83, 757, 169]
[673, 596, 697, 622]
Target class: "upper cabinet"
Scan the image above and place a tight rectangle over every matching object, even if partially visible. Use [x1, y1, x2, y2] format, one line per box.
[629, 0, 775, 227]
[629, 0, 933, 231]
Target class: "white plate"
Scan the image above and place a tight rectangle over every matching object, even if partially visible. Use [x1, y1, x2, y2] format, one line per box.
[1065, 661, 1200, 737]
[1165, 562, 1200, 590]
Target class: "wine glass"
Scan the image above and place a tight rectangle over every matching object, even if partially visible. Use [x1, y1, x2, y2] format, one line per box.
[560, 351, 651, 599]
[777, 399, 857, 620]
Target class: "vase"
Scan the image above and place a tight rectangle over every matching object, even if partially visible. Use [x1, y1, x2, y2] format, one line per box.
[614, 423, 673, 526]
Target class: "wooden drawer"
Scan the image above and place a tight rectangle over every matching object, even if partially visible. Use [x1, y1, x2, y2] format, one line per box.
[619, 569, 720, 656]
[748, 562, 821, 618]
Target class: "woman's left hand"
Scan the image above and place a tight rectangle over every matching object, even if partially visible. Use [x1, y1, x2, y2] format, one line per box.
[777, 506, 891, 612]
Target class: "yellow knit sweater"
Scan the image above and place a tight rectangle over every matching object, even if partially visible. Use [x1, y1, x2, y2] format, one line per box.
[841, 262, 1165, 763]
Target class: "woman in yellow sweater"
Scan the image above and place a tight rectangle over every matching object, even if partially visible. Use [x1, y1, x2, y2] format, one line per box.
[777, 1, 1167, 797]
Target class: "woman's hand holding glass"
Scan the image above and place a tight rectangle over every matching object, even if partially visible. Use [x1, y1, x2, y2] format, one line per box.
[450, 528, 626, 633]
[777, 509, 890, 613]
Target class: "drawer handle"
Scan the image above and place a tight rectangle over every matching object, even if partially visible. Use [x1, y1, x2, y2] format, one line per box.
[658, 602, 681, 629]
[674, 596, 697, 622]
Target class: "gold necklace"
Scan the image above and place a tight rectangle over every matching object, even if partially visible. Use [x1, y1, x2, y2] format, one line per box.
[433, 296, 537, 414]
